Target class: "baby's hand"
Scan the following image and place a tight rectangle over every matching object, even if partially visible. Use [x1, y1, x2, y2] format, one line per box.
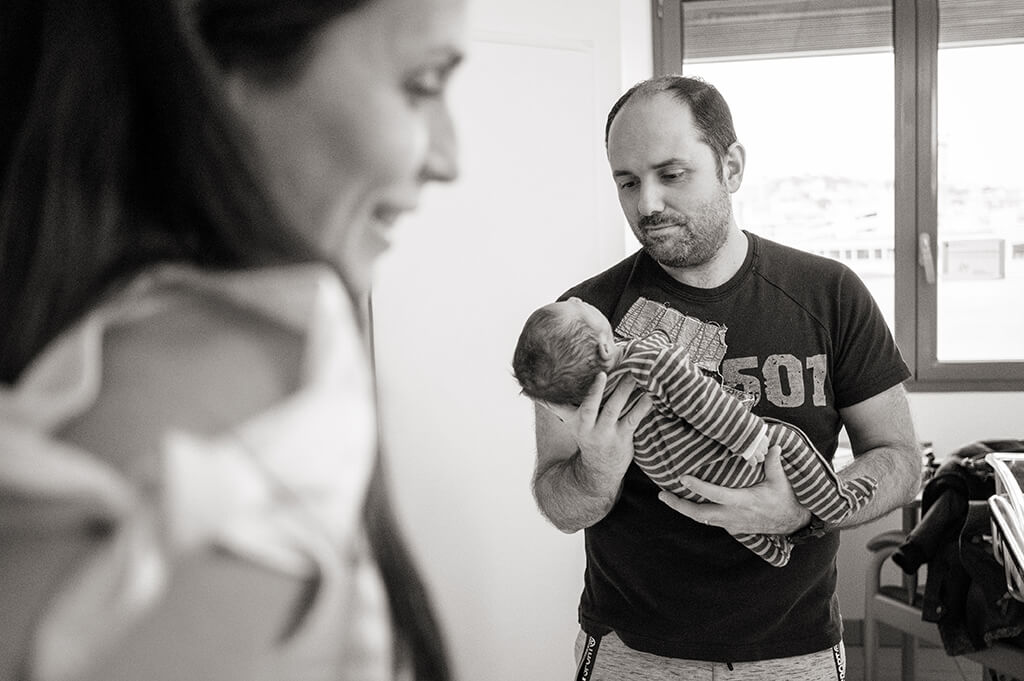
[738, 431, 769, 465]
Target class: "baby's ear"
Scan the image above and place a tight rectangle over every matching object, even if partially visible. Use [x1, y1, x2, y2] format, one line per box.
[597, 340, 618, 370]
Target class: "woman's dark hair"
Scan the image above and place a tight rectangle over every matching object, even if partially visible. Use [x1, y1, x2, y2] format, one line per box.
[365, 454, 453, 681]
[0, 1, 451, 678]
[604, 74, 737, 179]
[1, 0, 319, 383]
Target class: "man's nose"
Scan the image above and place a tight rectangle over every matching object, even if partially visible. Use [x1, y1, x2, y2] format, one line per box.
[637, 182, 665, 216]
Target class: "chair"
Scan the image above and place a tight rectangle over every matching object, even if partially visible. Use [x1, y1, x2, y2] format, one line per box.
[863, 527, 1024, 681]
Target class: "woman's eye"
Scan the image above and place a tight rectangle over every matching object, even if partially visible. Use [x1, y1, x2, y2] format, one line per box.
[405, 70, 446, 100]
[404, 53, 463, 104]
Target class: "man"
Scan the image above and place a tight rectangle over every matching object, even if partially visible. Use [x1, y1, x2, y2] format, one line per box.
[532, 75, 921, 680]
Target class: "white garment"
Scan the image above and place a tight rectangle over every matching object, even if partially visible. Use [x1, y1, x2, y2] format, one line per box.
[0, 264, 391, 681]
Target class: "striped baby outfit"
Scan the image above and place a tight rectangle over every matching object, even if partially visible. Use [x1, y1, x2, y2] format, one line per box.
[608, 331, 877, 566]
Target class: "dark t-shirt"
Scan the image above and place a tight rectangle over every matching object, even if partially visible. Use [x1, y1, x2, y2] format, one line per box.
[561, 232, 910, 662]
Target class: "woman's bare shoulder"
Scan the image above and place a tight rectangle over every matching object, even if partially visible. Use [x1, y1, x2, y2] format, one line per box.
[58, 291, 305, 472]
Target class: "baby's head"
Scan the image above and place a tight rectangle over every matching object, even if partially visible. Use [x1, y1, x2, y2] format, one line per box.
[512, 297, 617, 406]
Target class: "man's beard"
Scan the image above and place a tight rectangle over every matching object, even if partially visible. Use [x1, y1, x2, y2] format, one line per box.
[631, 184, 732, 269]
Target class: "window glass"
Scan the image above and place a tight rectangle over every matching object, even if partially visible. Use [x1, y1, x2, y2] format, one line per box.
[680, 3, 896, 328]
[656, 0, 1024, 388]
[935, 41, 1024, 361]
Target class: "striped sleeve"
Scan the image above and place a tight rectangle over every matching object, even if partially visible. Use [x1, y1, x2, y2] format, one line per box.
[641, 344, 765, 456]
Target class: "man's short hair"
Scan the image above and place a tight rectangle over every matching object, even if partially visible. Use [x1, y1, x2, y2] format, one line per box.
[605, 75, 737, 179]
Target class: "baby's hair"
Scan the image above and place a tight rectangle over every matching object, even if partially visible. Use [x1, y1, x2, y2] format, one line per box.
[512, 304, 604, 406]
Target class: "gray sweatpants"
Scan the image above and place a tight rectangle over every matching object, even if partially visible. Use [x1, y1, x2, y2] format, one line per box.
[573, 630, 846, 681]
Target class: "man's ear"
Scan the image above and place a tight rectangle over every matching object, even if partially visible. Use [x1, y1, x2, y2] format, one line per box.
[723, 141, 746, 193]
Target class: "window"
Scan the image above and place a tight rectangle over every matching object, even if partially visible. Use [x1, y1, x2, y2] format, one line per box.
[652, 0, 1024, 390]
[934, 29, 1024, 363]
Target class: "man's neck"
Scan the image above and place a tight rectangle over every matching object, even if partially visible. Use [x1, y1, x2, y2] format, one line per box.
[658, 228, 749, 289]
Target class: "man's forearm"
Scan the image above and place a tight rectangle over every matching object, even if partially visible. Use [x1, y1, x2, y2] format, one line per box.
[532, 452, 623, 533]
[835, 444, 921, 528]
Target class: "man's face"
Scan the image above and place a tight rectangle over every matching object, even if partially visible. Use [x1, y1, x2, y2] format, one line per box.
[606, 92, 737, 270]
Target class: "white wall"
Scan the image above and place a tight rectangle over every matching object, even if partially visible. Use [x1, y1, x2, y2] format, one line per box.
[373, 3, 1024, 679]
[372, 3, 647, 680]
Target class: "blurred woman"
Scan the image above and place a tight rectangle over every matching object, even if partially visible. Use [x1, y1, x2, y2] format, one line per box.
[0, 0, 466, 679]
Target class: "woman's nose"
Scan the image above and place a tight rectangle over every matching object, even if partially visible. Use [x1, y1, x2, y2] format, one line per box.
[421, 106, 459, 183]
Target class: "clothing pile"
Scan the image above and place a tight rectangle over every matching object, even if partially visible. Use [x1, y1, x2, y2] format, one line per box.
[892, 439, 1024, 674]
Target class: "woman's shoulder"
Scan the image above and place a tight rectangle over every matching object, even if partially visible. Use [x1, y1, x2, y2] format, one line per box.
[67, 294, 297, 448]
[57, 264, 352, 470]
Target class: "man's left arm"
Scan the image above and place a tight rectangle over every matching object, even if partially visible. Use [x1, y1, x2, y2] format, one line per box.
[831, 382, 922, 528]
[656, 382, 921, 535]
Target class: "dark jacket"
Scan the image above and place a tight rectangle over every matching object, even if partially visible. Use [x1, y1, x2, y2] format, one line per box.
[895, 439, 1024, 656]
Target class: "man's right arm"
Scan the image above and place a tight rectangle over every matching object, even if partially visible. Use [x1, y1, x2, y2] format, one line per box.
[531, 374, 653, 533]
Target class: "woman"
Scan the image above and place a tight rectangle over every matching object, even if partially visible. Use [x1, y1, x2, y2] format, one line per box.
[0, 0, 466, 679]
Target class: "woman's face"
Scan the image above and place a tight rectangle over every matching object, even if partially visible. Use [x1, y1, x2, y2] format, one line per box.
[227, 0, 468, 295]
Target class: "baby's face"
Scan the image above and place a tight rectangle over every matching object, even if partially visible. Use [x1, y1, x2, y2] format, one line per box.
[558, 297, 614, 339]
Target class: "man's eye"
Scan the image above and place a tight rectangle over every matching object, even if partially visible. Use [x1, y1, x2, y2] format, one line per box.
[618, 180, 637, 190]
[662, 170, 686, 181]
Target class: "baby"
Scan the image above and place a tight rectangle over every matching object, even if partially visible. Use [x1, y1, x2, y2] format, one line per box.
[512, 297, 877, 566]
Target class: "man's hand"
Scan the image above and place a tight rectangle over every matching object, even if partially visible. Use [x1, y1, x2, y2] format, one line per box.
[533, 372, 654, 532]
[544, 372, 653, 494]
[656, 445, 812, 535]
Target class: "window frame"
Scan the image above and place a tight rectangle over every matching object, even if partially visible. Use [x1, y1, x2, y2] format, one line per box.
[651, 0, 1024, 391]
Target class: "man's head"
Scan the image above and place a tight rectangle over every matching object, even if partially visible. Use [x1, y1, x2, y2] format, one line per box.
[512, 298, 617, 406]
[605, 75, 737, 177]
[604, 75, 745, 271]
